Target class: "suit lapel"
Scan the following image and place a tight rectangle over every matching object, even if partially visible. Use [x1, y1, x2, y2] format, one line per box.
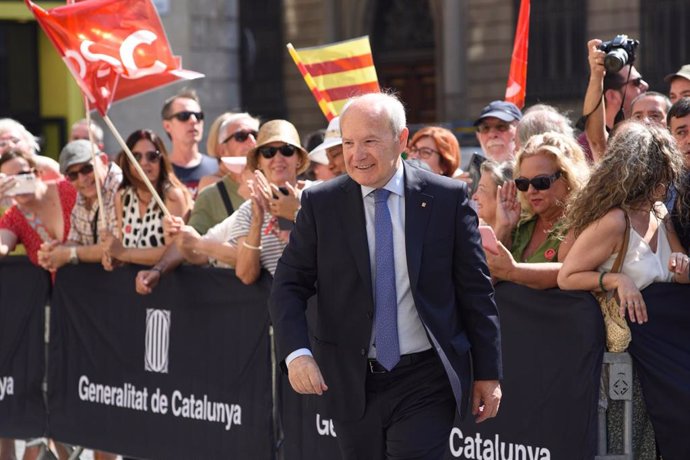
[404, 163, 433, 290]
[339, 177, 373, 295]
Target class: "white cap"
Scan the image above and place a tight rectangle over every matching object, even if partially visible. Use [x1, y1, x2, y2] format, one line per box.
[308, 117, 342, 165]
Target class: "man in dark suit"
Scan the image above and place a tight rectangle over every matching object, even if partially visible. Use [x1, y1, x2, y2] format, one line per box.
[269, 93, 502, 459]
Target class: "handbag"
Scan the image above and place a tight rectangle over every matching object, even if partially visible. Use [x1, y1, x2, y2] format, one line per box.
[596, 214, 631, 353]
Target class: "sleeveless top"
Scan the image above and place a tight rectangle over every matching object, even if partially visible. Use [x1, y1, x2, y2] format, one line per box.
[599, 213, 674, 290]
[120, 187, 165, 248]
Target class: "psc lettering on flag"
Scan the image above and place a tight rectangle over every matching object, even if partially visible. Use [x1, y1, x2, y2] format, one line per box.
[289, 36, 380, 119]
[25, 0, 202, 115]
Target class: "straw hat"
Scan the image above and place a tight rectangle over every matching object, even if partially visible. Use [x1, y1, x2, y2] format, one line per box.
[247, 119, 309, 174]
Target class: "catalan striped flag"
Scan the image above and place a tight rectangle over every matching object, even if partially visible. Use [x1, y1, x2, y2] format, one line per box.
[288, 36, 380, 120]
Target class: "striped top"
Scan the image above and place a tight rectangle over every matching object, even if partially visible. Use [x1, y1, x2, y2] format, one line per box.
[228, 200, 287, 276]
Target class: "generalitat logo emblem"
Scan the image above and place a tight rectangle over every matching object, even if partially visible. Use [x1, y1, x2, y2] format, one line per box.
[145, 309, 171, 373]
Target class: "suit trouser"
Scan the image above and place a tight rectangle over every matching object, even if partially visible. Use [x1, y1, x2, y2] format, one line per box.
[333, 351, 456, 460]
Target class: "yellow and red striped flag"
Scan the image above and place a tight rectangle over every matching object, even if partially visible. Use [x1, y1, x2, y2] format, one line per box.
[505, 0, 530, 109]
[287, 36, 380, 120]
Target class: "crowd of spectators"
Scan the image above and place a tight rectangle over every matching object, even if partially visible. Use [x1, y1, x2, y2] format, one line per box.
[3, 36, 690, 459]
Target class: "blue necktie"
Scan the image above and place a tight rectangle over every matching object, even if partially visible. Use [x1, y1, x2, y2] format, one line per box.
[374, 189, 400, 371]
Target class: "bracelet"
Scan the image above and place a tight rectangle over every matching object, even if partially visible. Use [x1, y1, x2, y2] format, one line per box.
[242, 241, 262, 251]
[598, 271, 608, 293]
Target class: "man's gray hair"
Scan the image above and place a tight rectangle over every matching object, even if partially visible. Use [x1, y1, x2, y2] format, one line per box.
[71, 118, 104, 144]
[340, 92, 406, 138]
[630, 91, 672, 114]
[516, 104, 574, 148]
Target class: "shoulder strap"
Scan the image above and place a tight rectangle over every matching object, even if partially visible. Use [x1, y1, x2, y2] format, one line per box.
[610, 213, 631, 274]
[216, 180, 234, 215]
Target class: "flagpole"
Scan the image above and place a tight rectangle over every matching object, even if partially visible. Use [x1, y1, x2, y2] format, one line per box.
[101, 115, 171, 218]
[83, 97, 108, 231]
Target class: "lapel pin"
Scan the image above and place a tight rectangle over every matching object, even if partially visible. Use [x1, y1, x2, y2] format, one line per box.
[421, 202, 427, 208]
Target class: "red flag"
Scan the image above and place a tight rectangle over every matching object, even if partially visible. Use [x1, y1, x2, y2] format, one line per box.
[26, 0, 202, 115]
[505, 0, 530, 109]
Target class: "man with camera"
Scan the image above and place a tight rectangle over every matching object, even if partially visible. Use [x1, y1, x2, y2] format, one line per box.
[581, 35, 648, 163]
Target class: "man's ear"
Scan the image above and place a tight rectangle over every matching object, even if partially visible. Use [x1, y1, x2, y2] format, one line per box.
[98, 152, 109, 165]
[398, 127, 409, 152]
[162, 119, 172, 138]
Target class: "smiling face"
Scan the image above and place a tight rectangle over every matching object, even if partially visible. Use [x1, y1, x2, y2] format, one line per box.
[66, 156, 107, 204]
[670, 77, 690, 104]
[472, 172, 499, 225]
[341, 101, 408, 188]
[517, 153, 569, 220]
[130, 139, 161, 185]
[257, 142, 300, 186]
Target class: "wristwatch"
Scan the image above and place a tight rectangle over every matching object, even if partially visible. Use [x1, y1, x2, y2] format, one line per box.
[69, 246, 79, 265]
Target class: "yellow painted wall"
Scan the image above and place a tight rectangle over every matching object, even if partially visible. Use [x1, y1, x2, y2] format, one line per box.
[2, 1, 82, 158]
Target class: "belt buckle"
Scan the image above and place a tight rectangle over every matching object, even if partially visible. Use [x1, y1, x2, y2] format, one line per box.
[368, 360, 386, 374]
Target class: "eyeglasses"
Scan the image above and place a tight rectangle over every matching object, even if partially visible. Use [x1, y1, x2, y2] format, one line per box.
[167, 111, 204, 122]
[66, 163, 94, 181]
[258, 144, 297, 159]
[132, 150, 162, 163]
[514, 171, 562, 192]
[408, 145, 439, 159]
[222, 130, 258, 144]
[477, 123, 511, 134]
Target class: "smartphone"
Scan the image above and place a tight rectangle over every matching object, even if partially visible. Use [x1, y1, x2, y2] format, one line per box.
[7, 173, 37, 196]
[275, 187, 295, 231]
[478, 225, 499, 255]
[467, 153, 487, 196]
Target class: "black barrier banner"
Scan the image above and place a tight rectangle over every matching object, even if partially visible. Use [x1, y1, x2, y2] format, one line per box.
[451, 283, 604, 460]
[48, 264, 273, 460]
[632, 283, 690, 460]
[0, 257, 49, 438]
[279, 283, 605, 460]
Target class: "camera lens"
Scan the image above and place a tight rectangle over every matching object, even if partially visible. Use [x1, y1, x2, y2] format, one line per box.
[604, 48, 629, 73]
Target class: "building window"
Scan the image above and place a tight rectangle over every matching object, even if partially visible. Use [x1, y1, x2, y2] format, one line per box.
[519, 0, 587, 103]
[640, 0, 690, 92]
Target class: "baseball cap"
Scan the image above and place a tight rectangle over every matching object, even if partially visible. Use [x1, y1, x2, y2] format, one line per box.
[59, 139, 98, 174]
[474, 101, 523, 126]
[664, 64, 690, 83]
[308, 117, 342, 166]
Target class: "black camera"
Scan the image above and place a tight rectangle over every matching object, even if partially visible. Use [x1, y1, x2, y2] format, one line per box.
[598, 34, 639, 73]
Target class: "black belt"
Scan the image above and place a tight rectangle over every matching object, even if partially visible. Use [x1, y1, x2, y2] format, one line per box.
[367, 349, 435, 374]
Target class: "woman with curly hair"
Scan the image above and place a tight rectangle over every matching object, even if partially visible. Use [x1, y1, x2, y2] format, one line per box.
[486, 131, 589, 289]
[558, 121, 689, 311]
[558, 120, 690, 460]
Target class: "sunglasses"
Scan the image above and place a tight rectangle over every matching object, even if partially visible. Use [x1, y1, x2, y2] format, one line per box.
[408, 146, 439, 159]
[132, 150, 162, 163]
[628, 77, 643, 87]
[514, 171, 562, 192]
[222, 130, 258, 144]
[168, 111, 204, 122]
[258, 144, 297, 159]
[66, 163, 94, 181]
[477, 123, 511, 134]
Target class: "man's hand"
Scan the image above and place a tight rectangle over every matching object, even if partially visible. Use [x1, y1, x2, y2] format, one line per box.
[472, 379, 502, 423]
[135, 269, 161, 295]
[287, 355, 329, 395]
[38, 241, 67, 272]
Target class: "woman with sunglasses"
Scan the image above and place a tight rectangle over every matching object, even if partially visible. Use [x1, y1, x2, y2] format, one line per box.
[406, 126, 460, 177]
[485, 132, 589, 289]
[188, 113, 259, 234]
[228, 119, 310, 285]
[101, 129, 192, 268]
[0, 150, 76, 267]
